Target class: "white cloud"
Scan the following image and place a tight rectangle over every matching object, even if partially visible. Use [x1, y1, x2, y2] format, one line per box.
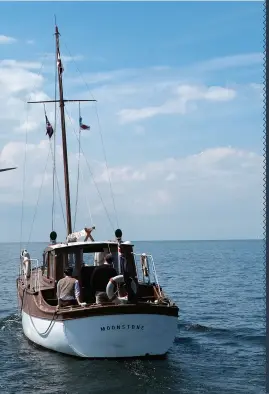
[0, 67, 43, 95]
[0, 49, 262, 240]
[133, 125, 145, 135]
[68, 68, 139, 86]
[0, 140, 262, 225]
[118, 84, 237, 124]
[0, 58, 54, 135]
[41, 52, 84, 64]
[195, 52, 263, 72]
[0, 35, 17, 44]
[68, 52, 263, 89]
[26, 40, 35, 45]
[165, 173, 177, 182]
[15, 120, 39, 133]
[249, 83, 264, 99]
[95, 146, 261, 187]
[0, 59, 42, 70]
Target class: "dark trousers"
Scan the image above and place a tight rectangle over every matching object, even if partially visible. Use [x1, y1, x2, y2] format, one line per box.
[59, 299, 77, 307]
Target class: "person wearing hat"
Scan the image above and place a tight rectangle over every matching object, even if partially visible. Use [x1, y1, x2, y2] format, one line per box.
[90, 253, 118, 304]
[56, 267, 83, 308]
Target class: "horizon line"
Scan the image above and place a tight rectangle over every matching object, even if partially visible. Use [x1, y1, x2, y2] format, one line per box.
[0, 238, 263, 244]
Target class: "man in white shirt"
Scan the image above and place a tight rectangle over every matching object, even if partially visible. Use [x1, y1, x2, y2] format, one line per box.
[56, 267, 84, 308]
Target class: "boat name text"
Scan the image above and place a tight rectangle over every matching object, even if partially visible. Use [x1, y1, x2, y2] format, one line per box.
[100, 324, 144, 331]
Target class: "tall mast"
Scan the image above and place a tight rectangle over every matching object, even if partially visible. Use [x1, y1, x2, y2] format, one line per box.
[55, 25, 72, 236]
[28, 24, 96, 237]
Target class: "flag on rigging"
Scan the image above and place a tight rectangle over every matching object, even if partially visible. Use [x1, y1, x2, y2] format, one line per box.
[45, 115, 54, 138]
[79, 116, 90, 130]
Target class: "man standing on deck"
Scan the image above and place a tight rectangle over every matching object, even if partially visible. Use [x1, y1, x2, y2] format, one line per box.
[56, 267, 84, 308]
[90, 253, 118, 304]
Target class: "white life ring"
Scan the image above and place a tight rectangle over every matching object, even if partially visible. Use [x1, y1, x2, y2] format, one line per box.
[21, 249, 31, 279]
[106, 274, 137, 301]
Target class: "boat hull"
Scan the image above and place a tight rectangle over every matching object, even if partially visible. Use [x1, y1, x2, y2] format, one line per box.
[22, 310, 178, 358]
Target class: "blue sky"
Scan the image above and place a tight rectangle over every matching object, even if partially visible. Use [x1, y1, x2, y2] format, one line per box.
[0, 1, 263, 242]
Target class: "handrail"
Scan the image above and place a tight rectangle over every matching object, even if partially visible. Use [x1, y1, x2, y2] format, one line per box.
[32, 259, 41, 291]
[132, 252, 160, 288]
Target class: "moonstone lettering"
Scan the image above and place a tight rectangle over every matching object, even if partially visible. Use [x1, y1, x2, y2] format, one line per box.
[100, 324, 144, 331]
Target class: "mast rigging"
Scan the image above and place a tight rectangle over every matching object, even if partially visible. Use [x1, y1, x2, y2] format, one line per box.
[27, 25, 96, 237]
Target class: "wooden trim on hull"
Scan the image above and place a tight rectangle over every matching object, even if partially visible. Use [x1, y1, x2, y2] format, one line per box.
[17, 283, 179, 321]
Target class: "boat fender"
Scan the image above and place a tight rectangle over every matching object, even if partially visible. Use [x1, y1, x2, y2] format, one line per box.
[106, 275, 137, 300]
[21, 249, 31, 279]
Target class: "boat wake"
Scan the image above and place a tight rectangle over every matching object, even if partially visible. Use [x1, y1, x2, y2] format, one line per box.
[0, 313, 21, 331]
[184, 323, 231, 333]
[176, 321, 265, 347]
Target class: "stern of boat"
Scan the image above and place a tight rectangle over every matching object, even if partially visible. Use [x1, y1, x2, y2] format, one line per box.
[62, 310, 178, 358]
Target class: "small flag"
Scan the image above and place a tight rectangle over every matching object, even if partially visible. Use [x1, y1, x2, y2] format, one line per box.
[79, 116, 90, 130]
[45, 115, 54, 138]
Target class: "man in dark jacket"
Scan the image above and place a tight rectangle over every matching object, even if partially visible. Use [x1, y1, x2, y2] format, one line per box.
[90, 253, 117, 304]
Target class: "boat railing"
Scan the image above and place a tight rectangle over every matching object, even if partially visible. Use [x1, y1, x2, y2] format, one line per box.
[132, 252, 160, 288]
[31, 259, 41, 292]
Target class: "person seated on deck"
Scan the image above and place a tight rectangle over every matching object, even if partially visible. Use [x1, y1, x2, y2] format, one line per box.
[56, 267, 84, 309]
[90, 253, 118, 304]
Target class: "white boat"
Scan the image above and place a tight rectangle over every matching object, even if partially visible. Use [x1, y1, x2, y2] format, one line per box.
[17, 24, 179, 359]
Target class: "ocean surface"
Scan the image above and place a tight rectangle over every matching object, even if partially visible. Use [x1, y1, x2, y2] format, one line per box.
[0, 240, 265, 394]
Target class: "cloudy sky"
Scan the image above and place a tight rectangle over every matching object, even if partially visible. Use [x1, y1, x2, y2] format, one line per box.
[0, 2, 263, 242]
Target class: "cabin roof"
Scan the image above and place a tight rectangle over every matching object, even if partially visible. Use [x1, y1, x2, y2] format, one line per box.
[44, 240, 134, 253]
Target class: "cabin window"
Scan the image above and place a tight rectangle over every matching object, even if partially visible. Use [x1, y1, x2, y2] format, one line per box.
[83, 252, 94, 266]
[67, 253, 75, 268]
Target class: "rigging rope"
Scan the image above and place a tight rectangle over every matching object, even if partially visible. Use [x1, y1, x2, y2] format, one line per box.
[20, 54, 49, 249]
[29, 309, 57, 336]
[73, 102, 81, 231]
[48, 123, 67, 231]
[52, 41, 58, 231]
[19, 104, 29, 254]
[25, 136, 66, 246]
[54, 165, 67, 230]
[94, 107, 119, 229]
[27, 147, 51, 247]
[62, 41, 119, 230]
[64, 107, 115, 232]
[80, 161, 94, 225]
